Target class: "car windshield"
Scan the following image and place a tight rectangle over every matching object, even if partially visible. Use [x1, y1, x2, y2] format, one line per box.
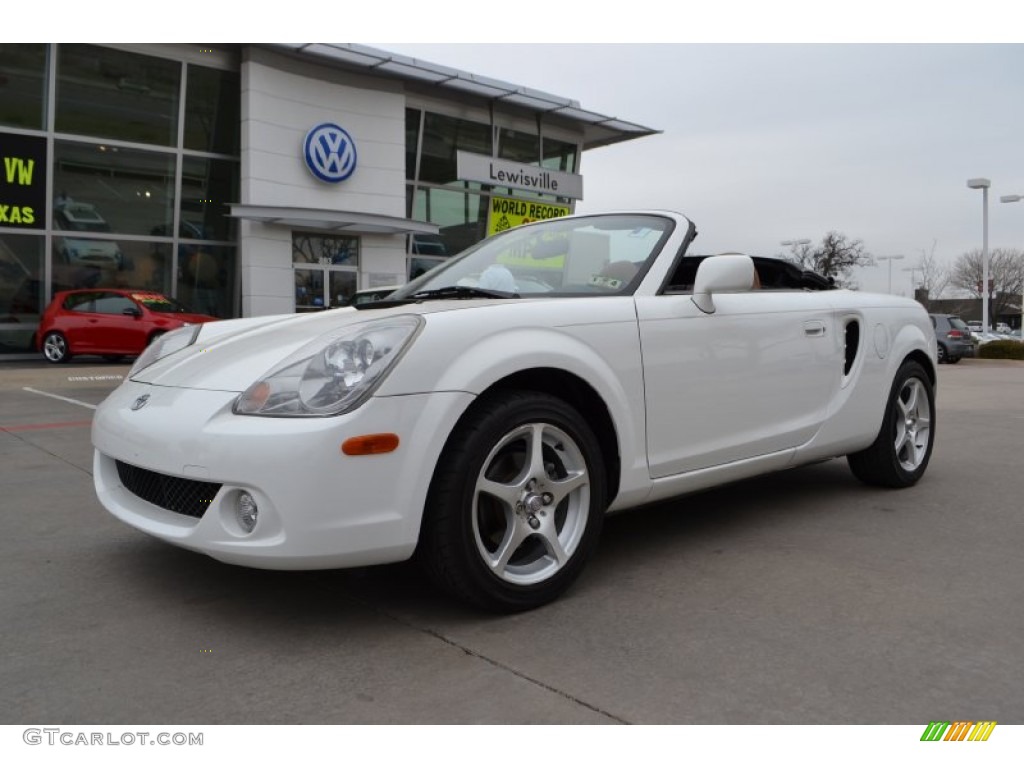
[390, 214, 675, 300]
[131, 293, 193, 313]
[950, 318, 970, 332]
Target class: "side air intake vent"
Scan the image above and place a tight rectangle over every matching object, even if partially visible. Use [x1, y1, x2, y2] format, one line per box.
[844, 320, 860, 376]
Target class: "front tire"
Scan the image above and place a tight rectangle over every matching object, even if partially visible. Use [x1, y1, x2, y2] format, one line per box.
[42, 332, 71, 364]
[419, 390, 607, 612]
[847, 360, 934, 488]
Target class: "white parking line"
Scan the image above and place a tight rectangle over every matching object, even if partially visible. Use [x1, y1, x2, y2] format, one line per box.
[67, 375, 124, 382]
[22, 387, 98, 411]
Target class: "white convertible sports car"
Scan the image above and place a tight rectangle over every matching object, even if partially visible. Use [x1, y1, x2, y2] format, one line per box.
[92, 211, 937, 612]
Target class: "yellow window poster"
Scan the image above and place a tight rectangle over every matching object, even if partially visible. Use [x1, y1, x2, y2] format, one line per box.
[487, 195, 571, 237]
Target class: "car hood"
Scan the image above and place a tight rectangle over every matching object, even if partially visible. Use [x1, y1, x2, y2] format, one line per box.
[129, 300, 525, 391]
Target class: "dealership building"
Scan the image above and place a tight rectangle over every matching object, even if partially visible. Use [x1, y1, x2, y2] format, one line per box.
[0, 43, 656, 358]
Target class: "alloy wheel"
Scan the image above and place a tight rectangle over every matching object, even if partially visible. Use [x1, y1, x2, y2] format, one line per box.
[894, 378, 932, 472]
[472, 422, 590, 585]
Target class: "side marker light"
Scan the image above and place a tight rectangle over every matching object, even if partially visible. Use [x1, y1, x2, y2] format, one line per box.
[341, 433, 400, 456]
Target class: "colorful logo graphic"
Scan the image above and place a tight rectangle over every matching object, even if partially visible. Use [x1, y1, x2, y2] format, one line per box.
[920, 721, 996, 741]
[303, 123, 357, 183]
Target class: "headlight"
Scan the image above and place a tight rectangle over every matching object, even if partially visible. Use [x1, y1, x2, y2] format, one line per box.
[234, 315, 422, 417]
[129, 324, 200, 377]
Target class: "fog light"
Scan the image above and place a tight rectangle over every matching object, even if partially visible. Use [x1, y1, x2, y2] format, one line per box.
[237, 492, 258, 534]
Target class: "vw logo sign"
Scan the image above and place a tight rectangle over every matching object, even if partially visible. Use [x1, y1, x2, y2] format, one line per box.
[131, 394, 150, 411]
[303, 123, 357, 183]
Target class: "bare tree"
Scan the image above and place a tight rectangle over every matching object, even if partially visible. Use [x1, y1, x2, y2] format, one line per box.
[784, 232, 873, 288]
[912, 239, 950, 300]
[949, 248, 1024, 325]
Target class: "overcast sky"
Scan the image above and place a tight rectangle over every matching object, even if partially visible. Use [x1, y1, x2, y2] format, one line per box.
[32, 5, 1023, 294]
[380, 43, 1024, 294]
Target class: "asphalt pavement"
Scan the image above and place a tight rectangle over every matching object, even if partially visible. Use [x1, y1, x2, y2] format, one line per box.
[1, 357, 1022, 724]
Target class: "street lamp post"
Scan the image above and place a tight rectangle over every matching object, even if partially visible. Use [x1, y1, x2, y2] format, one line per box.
[1000, 193, 1023, 333]
[968, 178, 991, 334]
[780, 239, 811, 247]
[903, 265, 923, 298]
[876, 255, 905, 294]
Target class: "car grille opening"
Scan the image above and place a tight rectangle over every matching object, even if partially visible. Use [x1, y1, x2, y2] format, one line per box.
[115, 460, 221, 519]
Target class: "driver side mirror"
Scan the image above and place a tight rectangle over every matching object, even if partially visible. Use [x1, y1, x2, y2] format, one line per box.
[691, 255, 756, 314]
[122, 306, 143, 318]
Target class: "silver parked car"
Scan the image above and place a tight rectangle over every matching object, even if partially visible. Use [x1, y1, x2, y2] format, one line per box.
[929, 314, 976, 364]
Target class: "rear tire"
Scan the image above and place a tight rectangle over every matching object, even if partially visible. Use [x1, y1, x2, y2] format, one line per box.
[42, 332, 71, 364]
[847, 360, 935, 488]
[419, 390, 607, 612]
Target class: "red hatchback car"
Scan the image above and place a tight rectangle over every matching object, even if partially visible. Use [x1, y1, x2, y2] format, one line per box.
[37, 289, 217, 363]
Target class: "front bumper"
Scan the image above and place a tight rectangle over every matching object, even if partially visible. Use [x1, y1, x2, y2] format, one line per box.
[92, 379, 474, 569]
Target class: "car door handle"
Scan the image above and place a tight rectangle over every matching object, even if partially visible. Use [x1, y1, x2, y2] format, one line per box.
[804, 320, 826, 337]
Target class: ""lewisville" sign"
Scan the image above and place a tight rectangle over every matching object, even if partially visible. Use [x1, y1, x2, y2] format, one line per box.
[457, 151, 583, 200]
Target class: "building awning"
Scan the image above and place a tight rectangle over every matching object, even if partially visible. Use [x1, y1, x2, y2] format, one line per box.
[265, 44, 660, 151]
[228, 204, 439, 236]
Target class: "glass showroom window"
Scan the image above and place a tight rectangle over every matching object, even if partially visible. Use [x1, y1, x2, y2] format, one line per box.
[418, 113, 491, 185]
[181, 65, 241, 318]
[0, 234, 43, 354]
[181, 156, 239, 243]
[0, 44, 48, 130]
[177, 245, 236, 318]
[56, 45, 181, 147]
[499, 127, 540, 164]
[542, 137, 578, 174]
[292, 232, 359, 311]
[51, 140, 175, 299]
[405, 108, 421, 182]
[412, 188, 488, 260]
[184, 64, 241, 156]
[51, 239, 173, 297]
[54, 140, 175, 236]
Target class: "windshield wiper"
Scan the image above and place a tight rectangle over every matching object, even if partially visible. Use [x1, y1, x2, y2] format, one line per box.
[353, 284, 520, 310]
[407, 285, 519, 301]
